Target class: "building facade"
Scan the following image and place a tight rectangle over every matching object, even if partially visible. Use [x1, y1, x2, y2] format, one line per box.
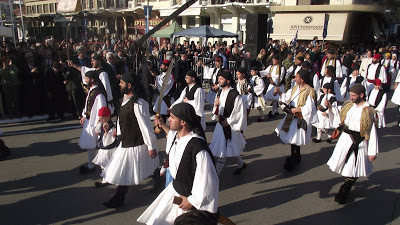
[16, 0, 395, 44]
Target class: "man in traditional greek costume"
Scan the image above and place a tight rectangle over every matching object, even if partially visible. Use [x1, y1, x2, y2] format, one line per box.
[261, 54, 286, 118]
[78, 71, 107, 174]
[320, 50, 343, 78]
[170, 70, 206, 131]
[101, 73, 159, 208]
[327, 83, 379, 204]
[209, 70, 247, 175]
[137, 103, 218, 225]
[367, 79, 387, 128]
[275, 69, 318, 171]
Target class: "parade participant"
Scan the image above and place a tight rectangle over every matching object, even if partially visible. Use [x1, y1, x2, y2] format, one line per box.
[340, 64, 367, 100]
[319, 66, 343, 102]
[359, 50, 373, 75]
[327, 83, 379, 204]
[320, 50, 343, 78]
[68, 54, 115, 114]
[392, 70, 400, 126]
[261, 54, 286, 118]
[209, 70, 247, 175]
[362, 54, 387, 93]
[248, 67, 266, 121]
[78, 71, 107, 174]
[312, 83, 339, 143]
[285, 56, 304, 91]
[235, 67, 253, 120]
[137, 103, 218, 224]
[171, 69, 206, 131]
[388, 54, 399, 83]
[275, 69, 318, 171]
[201, 56, 225, 119]
[301, 61, 320, 93]
[367, 79, 387, 128]
[154, 59, 175, 121]
[101, 72, 159, 208]
[381, 53, 393, 92]
[92, 106, 117, 187]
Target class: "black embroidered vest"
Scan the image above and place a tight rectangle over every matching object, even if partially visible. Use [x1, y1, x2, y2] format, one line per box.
[368, 89, 386, 108]
[217, 89, 239, 119]
[85, 87, 103, 119]
[119, 97, 145, 148]
[185, 84, 200, 100]
[173, 137, 215, 197]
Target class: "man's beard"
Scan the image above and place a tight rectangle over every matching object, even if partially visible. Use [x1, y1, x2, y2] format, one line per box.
[353, 96, 363, 104]
[219, 80, 228, 88]
[87, 80, 93, 87]
[161, 67, 167, 72]
[121, 85, 130, 94]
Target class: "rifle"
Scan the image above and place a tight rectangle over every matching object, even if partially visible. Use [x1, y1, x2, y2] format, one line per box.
[279, 101, 303, 119]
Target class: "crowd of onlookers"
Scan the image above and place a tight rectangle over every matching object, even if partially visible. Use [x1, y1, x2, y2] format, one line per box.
[0, 32, 399, 121]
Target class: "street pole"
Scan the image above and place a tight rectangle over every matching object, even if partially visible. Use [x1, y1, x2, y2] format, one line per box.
[18, 0, 25, 42]
[9, 0, 16, 46]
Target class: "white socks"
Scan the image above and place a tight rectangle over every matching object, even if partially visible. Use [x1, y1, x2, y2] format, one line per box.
[257, 107, 265, 119]
[215, 157, 226, 175]
[316, 128, 322, 140]
[87, 149, 97, 169]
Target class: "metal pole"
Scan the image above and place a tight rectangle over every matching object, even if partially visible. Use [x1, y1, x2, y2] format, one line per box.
[9, 0, 16, 47]
[18, 0, 25, 42]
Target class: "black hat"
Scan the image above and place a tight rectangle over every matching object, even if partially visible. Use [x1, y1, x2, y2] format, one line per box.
[237, 67, 246, 74]
[326, 65, 335, 74]
[352, 64, 360, 72]
[272, 54, 280, 60]
[250, 66, 258, 72]
[121, 72, 134, 84]
[323, 83, 333, 90]
[301, 61, 311, 69]
[355, 76, 364, 84]
[297, 69, 309, 81]
[170, 103, 205, 139]
[85, 70, 98, 79]
[297, 56, 305, 62]
[92, 54, 102, 60]
[327, 49, 335, 55]
[186, 69, 197, 78]
[350, 83, 366, 95]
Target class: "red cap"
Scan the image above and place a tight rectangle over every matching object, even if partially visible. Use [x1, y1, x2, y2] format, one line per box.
[373, 54, 381, 60]
[162, 60, 170, 66]
[374, 79, 381, 86]
[98, 107, 111, 117]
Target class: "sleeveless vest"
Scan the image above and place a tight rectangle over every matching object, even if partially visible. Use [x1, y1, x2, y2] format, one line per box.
[368, 89, 386, 108]
[173, 137, 215, 197]
[85, 87, 103, 119]
[217, 89, 239, 119]
[185, 84, 200, 100]
[119, 97, 145, 148]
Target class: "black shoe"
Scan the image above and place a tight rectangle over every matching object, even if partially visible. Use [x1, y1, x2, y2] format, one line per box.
[45, 116, 55, 122]
[233, 163, 247, 175]
[103, 196, 124, 208]
[326, 138, 333, 143]
[312, 138, 322, 143]
[275, 112, 279, 116]
[267, 111, 274, 118]
[95, 181, 111, 188]
[206, 121, 217, 126]
[79, 165, 96, 174]
[257, 118, 265, 122]
[334, 194, 347, 205]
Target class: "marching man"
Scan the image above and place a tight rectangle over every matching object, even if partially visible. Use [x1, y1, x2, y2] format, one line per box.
[367, 79, 387, 128]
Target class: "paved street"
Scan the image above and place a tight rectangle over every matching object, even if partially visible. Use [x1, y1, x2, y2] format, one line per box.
[1, 102, 400, 225]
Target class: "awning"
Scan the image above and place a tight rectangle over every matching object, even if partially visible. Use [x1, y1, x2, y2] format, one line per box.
[270, 12, 348, 42]
[160, 7, 201, 17]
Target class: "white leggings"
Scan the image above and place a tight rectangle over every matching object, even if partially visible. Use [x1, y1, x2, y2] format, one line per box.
[215, 156, 244, 175]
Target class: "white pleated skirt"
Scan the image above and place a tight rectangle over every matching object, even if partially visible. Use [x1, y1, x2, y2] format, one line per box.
[209, 123, 246, 158]
[92, 147, 117, 168]
[264, 84, 284, 102]
[78, 120, 98, 150]
[327, 132, 373, 177]
[313, 112, 335, 130]
[101, 143, 159, 186]
[391, 87, 400, 105]
[275, 116, 312, 146]
[137, 183, 185, 225]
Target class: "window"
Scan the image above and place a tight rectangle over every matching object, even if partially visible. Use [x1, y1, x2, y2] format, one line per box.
[90, 0, 94, 8]
[50, 3, 54, 12]
[26, 6, 31, 14]
[44, 4, 48, 13]
[32, 5, 36, 14]
[37, 5, 42, 13]
[98, 0, 103, 8]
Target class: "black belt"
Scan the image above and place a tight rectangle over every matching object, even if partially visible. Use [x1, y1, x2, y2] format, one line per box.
[343, 129, 365, 165]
